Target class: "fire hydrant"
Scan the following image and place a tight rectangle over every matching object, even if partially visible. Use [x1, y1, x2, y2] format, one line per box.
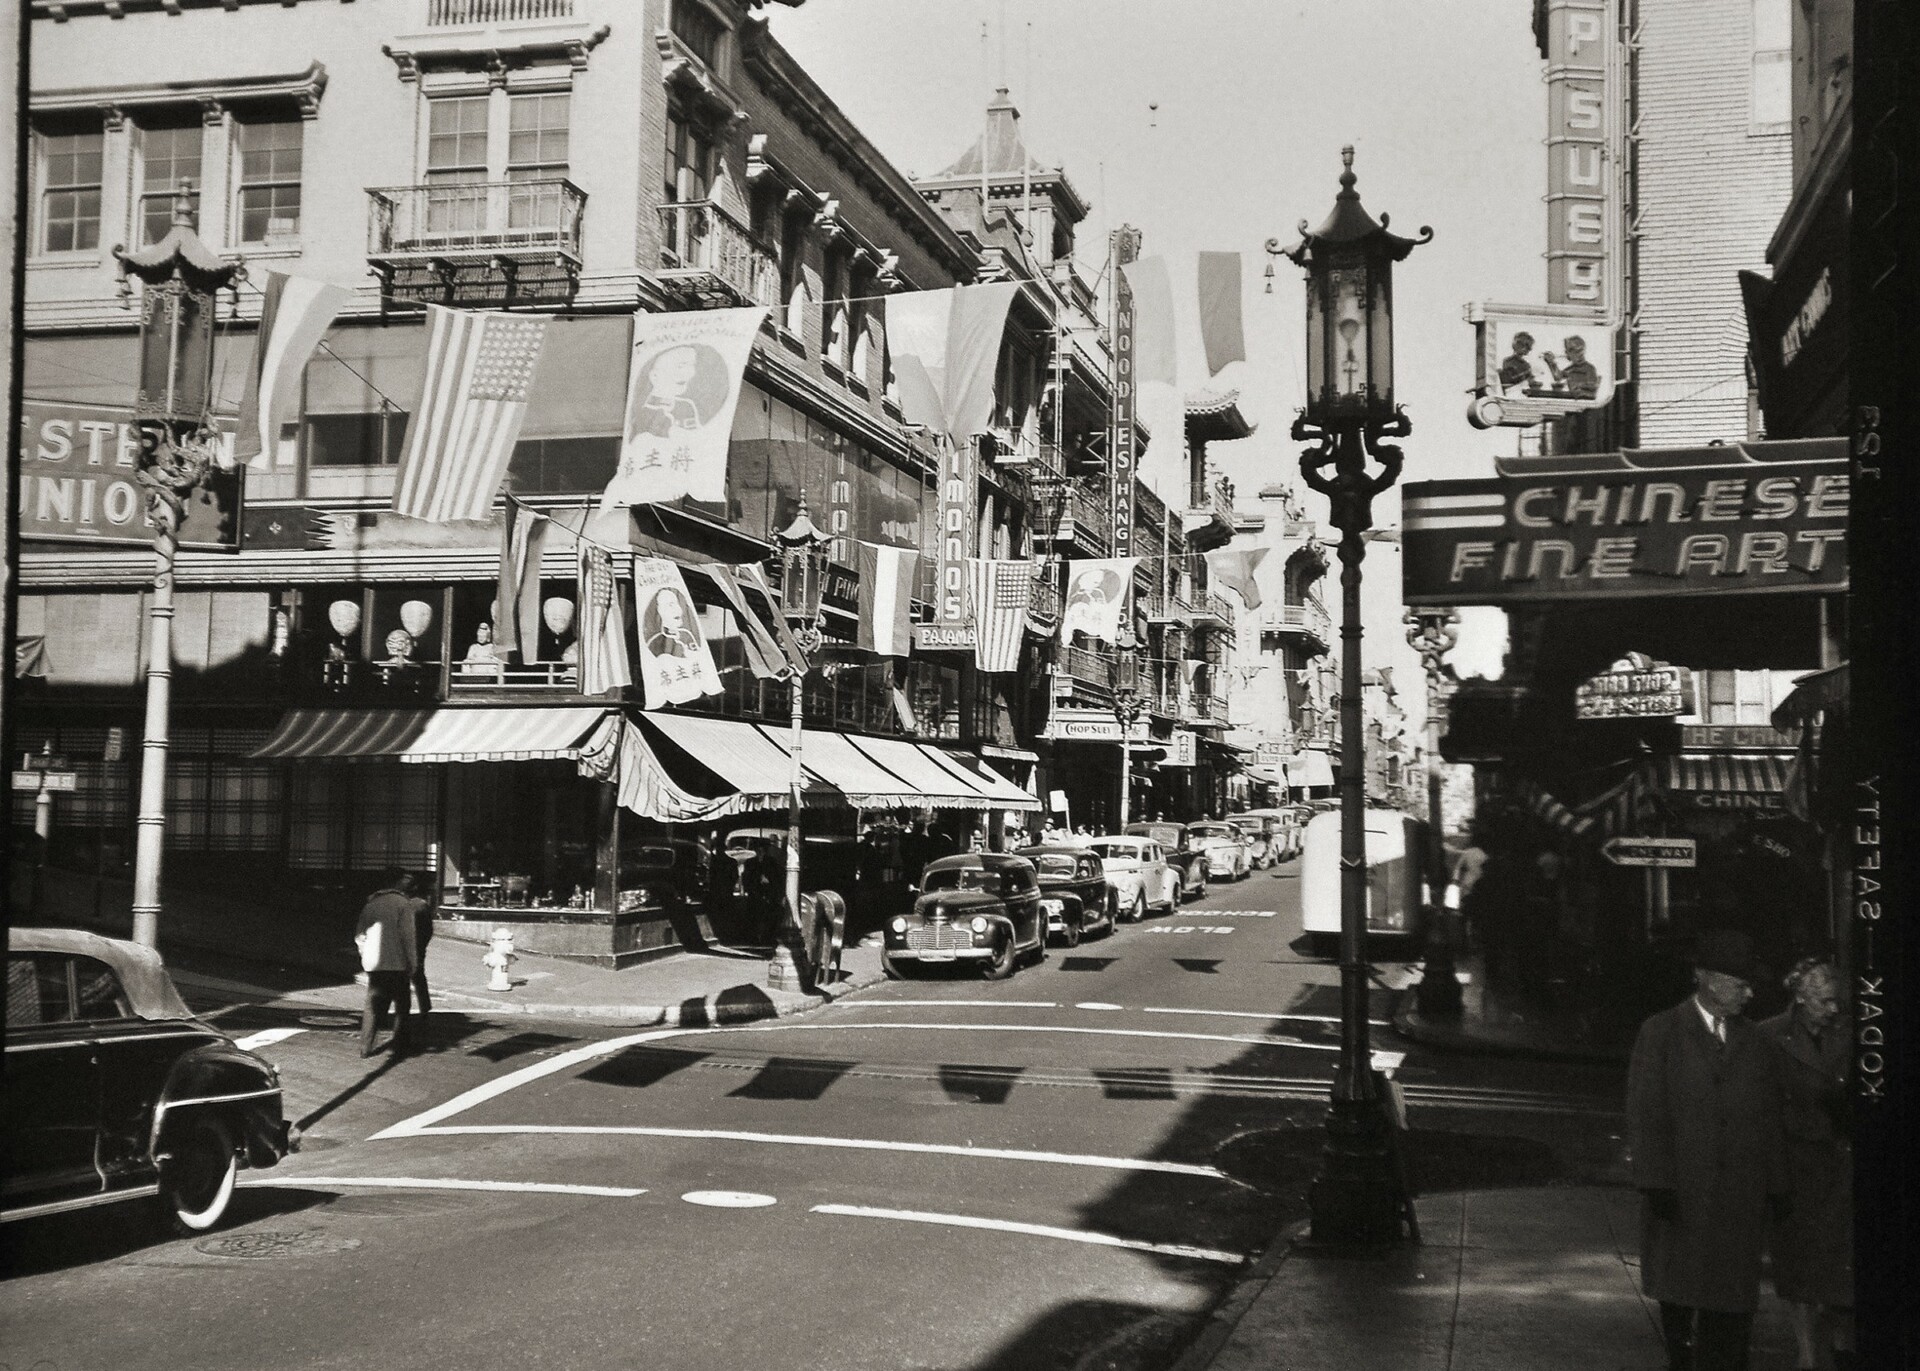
[482, 929, 518, 992]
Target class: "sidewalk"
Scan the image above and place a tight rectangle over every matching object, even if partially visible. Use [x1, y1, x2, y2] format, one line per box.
[1394, 949, 1632, 1065]
[1179, 1187, 1801, 1371]
[16, 863, 884, 1026]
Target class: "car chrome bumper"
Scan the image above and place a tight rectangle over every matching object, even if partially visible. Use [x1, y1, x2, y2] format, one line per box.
[887, 946, 993, 962]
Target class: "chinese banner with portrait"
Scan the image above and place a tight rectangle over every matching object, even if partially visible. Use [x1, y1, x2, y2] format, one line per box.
[602, 306, 767, 511]
[632, 557, 723, 709]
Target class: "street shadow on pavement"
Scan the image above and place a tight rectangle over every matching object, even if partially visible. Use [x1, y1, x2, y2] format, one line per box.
[924, 1298, 1197, 1371]
[674, 983, 779, 1026]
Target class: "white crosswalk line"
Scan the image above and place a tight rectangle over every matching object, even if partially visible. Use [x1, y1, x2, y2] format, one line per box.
[241, 1176, 646, 1197]
[811, 1203, 1246, 1265]
[232, 1026, 308, 1051]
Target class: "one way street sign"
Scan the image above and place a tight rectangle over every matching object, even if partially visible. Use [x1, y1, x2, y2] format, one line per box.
[1602, 836, 1697, 868]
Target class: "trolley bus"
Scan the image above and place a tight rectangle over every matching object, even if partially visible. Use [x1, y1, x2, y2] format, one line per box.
[1298, 807, 1428, 947]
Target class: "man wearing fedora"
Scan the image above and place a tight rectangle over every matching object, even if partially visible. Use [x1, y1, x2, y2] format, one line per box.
[1628, 928, 1790, 1371]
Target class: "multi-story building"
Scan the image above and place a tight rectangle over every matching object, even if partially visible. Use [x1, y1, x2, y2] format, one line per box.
[12, 0, 1072, 961]
[12, 2, 1235, 958]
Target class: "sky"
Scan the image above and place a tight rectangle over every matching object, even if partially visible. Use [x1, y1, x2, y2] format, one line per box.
[767, 0, 1552, 708]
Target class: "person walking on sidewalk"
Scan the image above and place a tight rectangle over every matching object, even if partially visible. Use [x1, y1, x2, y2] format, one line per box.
[1760, 957, 1855, 1370]
[356, 869, 421, 1058]
[410, 880, 436, 1015]
[1627, 929, 1789, 1371]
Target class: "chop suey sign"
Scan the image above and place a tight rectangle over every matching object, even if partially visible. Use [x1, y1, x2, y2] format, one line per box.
[1402, 440, 1847, 604]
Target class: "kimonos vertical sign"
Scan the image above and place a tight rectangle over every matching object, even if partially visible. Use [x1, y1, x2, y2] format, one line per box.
[932, 435, 977, 631]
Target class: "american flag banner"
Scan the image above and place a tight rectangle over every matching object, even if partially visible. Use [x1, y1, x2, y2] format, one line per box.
[393, 306, 552, 522]
[967, 558, 1033, 673]
[575, 539, 633, 697]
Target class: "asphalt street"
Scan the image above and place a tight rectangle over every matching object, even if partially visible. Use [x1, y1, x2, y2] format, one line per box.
[0, 865, 1631, 1371]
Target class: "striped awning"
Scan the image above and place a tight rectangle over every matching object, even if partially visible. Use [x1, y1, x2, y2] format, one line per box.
[1662, 753, 1793, 795]
[638, 712, 1038, 812]
[250, 707, 613, 764]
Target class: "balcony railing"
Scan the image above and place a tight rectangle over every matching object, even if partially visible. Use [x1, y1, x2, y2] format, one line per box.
[1143, 591, 1195, 624]
[1061, 643, 1112, 690]
[655, 201, 781, 309]
[1055, 484, 1112, 554]
[1266, 597, 1333, 648]
[429, 0, 572, 20]
[367, 179, 586, 261]
[447, 661, 582, 696]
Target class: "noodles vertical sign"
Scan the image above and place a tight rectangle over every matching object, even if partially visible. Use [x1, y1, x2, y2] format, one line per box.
[1110, 226, 1142, 556]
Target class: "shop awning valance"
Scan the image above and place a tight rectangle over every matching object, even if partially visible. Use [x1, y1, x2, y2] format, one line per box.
[250, 707, 613, 763]
[1662, 753, 1793, 795]
[637, 712, 1038, 813]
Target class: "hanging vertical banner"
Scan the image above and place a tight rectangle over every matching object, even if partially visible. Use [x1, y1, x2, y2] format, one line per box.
[602, 306, 766, 511]
[632, 557, 723, 708]
[1110, 226, 1142, 557]
[968, 558, 1033, 673]
[1062, 558, 1138, 643]
[927, 435, 979, 637]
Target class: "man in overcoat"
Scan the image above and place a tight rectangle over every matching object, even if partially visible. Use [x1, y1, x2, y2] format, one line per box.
[1627, 929, 1789, 1371]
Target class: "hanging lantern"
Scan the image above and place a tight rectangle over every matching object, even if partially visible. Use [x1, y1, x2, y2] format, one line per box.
[542, 596, 575, 638]
[1278, 148, 1430, 429]
[400, 599, 434, 638]
[328, 599, 362, 637]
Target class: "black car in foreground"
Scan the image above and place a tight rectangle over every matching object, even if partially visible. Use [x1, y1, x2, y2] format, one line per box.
[1014, 844, 1116, 946]
[4, 928, 291, 1234]
[883, 853, 1046, 980]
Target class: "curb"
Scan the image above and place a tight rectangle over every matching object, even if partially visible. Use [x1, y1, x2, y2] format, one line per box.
[1164, 1221, 1305, 1371]
[1391, 1003, 1629, 1066]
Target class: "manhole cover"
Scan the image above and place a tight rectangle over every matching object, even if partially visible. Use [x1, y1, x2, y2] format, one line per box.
[194, 1229, 362, 1259]
[297, 1013, 360, 1029]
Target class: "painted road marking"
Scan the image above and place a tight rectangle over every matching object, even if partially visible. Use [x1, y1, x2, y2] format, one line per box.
[413, 1124, 1229, 1179]
[849, 1000, 1060, 1010]
[811, 1204, 1246, 1266]
[232, 1026, 308, 1051]
[1074, 1002, 1123, 1011]
[1141, 1006, 1392, 1028]
[241, 1176, 646, 1198]
[1145, 926, 1235, 935]
[683, 1190, 777, 1207]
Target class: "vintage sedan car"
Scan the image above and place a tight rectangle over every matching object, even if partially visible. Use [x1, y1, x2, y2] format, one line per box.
[1230, 810, 1292, 868]
[1084, 835, 1181, 921]
[1014, 845, 1116, 946]
[1124, 822, 1209, 902]
[1186, 821, 1253, 881]
[883, 853, 1046, 980]
[4, 928, 291, 1233]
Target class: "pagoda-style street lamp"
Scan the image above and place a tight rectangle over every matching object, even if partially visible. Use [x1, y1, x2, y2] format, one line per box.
[1268, 147, 1429, 1248]
[1405, 606, 1463, 1016]
[770, 496, 831, 990]
[114, 185, 242, 949]
[1107, 629, 1144, 829]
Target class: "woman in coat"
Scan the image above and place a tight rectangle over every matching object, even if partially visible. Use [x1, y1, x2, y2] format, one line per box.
[1627, 929, 1789, 1371]
[1760, 958, 1854, 1370]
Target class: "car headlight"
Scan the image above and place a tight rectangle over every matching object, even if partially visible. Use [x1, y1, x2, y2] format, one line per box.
[970, 915, 989, 933]
[890, 916, 907, 933]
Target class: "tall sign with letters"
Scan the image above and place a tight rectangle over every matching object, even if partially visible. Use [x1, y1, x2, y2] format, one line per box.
[1110, 226, 1141, 557]
[1465, 0, 1625, 429]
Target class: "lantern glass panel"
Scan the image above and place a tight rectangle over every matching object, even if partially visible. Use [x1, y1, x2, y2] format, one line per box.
[1368, 267, 1394, 411]
[1303, 273, 1326, 412]
[1329, 265, 1369, 404]
[136, 283, 218, 422]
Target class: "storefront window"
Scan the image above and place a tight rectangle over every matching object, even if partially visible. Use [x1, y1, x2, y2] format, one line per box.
[287, 762, 437, 872]
[443, 762, 595, 906]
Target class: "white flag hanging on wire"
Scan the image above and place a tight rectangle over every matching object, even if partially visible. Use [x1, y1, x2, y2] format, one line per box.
[602, 306, 766, 511]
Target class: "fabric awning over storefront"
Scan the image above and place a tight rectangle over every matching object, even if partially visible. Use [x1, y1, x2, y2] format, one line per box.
[1662, 753, 1793, 794]
[250, 707, 613, 763]
[637, 712, 1038, 813]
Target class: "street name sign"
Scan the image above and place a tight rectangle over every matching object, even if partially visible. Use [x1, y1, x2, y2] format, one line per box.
[1602, 836, 1696, 868]
[22, 753, 70, 771]
[13, 771, 78, 792]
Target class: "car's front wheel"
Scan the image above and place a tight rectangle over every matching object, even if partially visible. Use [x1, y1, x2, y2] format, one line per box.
[983, 933, 1018, 980]
[882, 953, 914, 980]
[160, 1117, 238, 1234]
[1061, 914, 1083, 948]
[1128, 892, 1148, 923]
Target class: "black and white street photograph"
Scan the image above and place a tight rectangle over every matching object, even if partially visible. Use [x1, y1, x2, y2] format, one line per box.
[2, 1, 1913, 1368]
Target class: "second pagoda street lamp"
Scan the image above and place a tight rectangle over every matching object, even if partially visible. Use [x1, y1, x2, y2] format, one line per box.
[115, 185, 243, 950]
[1107, 629, 1144, 830]
[1405, 606, 1463, 1017]
[1269, 147, 1429, 1249]
[770, 496, 832, 991]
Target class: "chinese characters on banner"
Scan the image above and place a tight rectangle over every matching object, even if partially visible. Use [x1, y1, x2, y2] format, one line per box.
[632, 557, 723, 708]
[602, 306, 766, 511]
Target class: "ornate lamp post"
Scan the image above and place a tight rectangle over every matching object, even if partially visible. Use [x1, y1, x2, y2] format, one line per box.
[1108, 629, 1143, 829]
[1404, 607, 1463, 1016]
[770, 497, 831, 990]
[114, 186, 242, 949]
[1269, 147, 1429, 1248]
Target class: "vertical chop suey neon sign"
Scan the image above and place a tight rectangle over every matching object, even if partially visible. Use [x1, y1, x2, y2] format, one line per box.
[1466, 0, 1624, 429]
